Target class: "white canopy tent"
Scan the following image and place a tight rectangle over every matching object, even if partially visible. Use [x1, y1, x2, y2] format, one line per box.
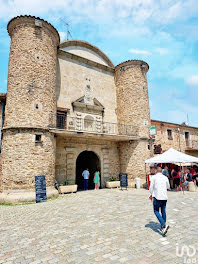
[145, 148, 198, 164]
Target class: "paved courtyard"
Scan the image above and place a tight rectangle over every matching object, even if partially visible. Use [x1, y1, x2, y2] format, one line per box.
[0, 188, 198, 264]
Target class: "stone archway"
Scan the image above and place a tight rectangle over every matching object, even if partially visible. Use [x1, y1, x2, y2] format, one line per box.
[76, 151, 101, 190]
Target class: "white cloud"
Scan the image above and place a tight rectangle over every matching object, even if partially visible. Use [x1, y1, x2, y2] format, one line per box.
[186, 75, 198, 86]
[129, 49, 151, 56]
[0, 0, 198, 26]
[59, 31, 66, 41]
[156, 48, 169, 55]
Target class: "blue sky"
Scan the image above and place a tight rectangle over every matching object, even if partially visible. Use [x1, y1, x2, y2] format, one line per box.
[0, 0, 198, 126]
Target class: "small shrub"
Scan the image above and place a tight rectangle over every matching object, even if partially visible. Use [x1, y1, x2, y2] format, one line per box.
[60, 180, 70, 186]
[109, 176, 118, 182]
[63, 180, 70, 186]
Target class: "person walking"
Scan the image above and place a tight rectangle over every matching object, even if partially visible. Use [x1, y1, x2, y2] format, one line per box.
[82, 168, 90, 190]
[93, 170, 100, 190]
[149, 167, 170, 235]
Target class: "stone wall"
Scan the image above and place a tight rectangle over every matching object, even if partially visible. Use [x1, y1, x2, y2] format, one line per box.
[55, 136, 120, 187]
[115, 60, 151, 181]
[0, 98, 6, 130]
[5, 16, 59, 128]
[61, 46, 109, 66]
[1, 16, 59, 193]
[0, 99, 5, 153]
[151, 120, 198, 157]
[0, 101, 2, 153]
[59, 40, 114, 67]
[57, 54, 117, 124]
[119, 140, 150, 180]
[1, 129, 56, 191]
[115, 60, 150, 139]
[0, 102, 2, 125]
[0, 154, 2, 192]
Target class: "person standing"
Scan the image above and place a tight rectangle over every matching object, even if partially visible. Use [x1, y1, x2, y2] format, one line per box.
[186, 169, 193, 182]
[162, 165, 169, 177]
[82, 168, 90, 190]
[149, 167, 170, 235]
[93, 170, 100, 190]
[173, 168, 180, 190]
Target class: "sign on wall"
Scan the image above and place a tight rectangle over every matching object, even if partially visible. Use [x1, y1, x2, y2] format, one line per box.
[35, 176, 47, 203]
[150, 126, 156, 136]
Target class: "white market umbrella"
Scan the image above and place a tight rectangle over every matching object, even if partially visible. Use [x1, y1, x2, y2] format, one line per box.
[145, 148, 198, 164]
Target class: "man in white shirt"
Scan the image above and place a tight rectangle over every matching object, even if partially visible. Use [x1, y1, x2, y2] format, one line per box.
[149, 167, 170, 235]
[82, 168, 90, 190]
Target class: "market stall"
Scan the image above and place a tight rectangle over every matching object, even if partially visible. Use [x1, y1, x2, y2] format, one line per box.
[145, 148, 198, 190]
[145, 148, 198, 164]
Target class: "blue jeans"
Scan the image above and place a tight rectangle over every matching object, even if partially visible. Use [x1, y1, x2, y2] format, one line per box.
[84, 179, 89, 190]
[153, 197, 167, 228]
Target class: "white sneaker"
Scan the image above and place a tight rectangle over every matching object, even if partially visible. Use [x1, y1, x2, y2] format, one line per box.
[162, 225, 169, 235]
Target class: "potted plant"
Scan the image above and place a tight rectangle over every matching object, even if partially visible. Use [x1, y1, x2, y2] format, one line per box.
[58, 180, 78, 194]
[105, 176, 120, 188]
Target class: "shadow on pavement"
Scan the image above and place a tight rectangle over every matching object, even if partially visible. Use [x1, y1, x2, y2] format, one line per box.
[145, 221, 163, 236]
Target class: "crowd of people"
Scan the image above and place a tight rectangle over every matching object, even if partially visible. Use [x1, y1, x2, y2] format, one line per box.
[150, 164, 198, 191]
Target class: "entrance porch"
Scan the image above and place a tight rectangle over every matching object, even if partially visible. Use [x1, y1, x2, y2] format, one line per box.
[55, 135, 121, 188]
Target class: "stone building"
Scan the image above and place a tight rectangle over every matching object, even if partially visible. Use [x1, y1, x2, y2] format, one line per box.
[151, 120, 198, 157]
[0, 16, 151, 203]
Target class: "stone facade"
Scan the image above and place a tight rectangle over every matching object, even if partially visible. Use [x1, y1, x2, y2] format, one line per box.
[2, 129, 56, 190]
[0, 101, 2, 126]
[115, 61, 151, 178]
[0, 16, 59, 201]
[2, 16, 198, 203]
[57, 42, 117, 124]
[151, 120, 198, 157]
[0, 94, 6, 148]
[55, 137, 120, 187]
[5, 16, 59, 128]
[0, 15, 153, 203]
[115, 60, 150, 139]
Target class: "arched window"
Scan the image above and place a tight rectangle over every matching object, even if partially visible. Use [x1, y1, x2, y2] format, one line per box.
[84, 115, 94, 132]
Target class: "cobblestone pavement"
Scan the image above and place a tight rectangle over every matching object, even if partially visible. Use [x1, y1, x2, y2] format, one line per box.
[0, 188, 198, 264]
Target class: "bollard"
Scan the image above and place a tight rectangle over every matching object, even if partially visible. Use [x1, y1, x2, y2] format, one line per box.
[136, 178, 141, 189]
[188, 182, 196, 192]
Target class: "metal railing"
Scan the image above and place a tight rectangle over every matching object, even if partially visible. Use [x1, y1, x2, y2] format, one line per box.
[54, 114, 138, 136]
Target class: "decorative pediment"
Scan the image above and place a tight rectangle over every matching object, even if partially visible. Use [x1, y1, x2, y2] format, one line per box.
[72, 96, 104, 114]
[59, 40, 114, 68]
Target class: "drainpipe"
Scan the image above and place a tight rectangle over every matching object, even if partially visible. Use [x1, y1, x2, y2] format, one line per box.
[0, 101, 5, 153]
[178, 127, 181, 152]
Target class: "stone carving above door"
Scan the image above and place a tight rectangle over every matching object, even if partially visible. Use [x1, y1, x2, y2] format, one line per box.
[72, 96, 104, 115]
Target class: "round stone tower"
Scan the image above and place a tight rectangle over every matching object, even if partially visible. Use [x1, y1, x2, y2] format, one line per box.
[115, 60, 151, 180]
[0, 16, 60, 203]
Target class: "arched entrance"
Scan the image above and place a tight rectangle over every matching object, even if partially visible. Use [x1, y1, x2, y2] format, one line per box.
[76, 151, 101, 190]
